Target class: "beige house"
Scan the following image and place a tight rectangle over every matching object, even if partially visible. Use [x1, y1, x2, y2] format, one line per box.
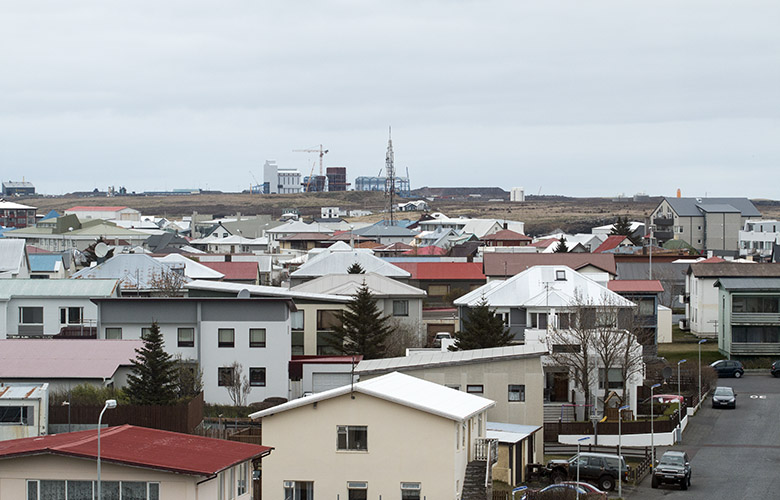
[0, 424, 271, 500]
[251, 372, 495, 500]
[356, 344, 547, 466]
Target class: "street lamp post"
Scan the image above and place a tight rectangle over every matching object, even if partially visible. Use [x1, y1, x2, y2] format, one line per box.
[576, 436, 590, 500]
[677, 359, 687, 401]
[677, 359, 687, 443]
[698, 339, 707, 406]
[97, 399, 117, 500]
[618, 404, 630, 499]
[650, 383, 661, 469]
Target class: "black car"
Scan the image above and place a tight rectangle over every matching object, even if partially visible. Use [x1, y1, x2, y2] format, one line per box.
[712, 386, 736, 409]
[652, 450, 692, 490]
[710, 359, 744, 378]
[771, 360, 780, 377]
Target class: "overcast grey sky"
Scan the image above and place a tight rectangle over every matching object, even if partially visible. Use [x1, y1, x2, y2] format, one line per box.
[1, 1, 778, 197]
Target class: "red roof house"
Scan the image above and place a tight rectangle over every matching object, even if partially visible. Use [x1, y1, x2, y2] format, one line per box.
[202, 261, 259, 284]
[593, 235, 635, 253]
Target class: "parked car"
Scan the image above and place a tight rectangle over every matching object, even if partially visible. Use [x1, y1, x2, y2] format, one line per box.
[710, 359, 744, 378]
[547, 452, 629, 491]
[432, 332, 453, 347]
[771, 360, 780, 377]
[651, 450, 692, 490]
[651, 394, 684, 404]
[712, 386, 737, 409]
[532, 483, 606, 499]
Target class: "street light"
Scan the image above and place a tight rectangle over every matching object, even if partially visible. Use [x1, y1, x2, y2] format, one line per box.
[650, 383, 661, 469]
[97, 399, 117, 500]
[677, 359, 687, 444]
[576, 436, 590, 500]
[677, 359, 687, 401]
[618, 404, 630, 499]
[698, 339, 707, 405]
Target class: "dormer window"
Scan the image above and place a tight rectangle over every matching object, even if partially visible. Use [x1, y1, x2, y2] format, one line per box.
[555, 270, 566, 281]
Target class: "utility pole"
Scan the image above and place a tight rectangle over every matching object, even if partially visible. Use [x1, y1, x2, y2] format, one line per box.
[385, 127, 396, 225]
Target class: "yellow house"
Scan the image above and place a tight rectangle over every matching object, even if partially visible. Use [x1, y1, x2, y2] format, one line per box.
[0, 425, 271, 500]
[251, 371, 496, 500]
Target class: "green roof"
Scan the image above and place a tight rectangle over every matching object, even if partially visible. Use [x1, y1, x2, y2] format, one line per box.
[0, 279, 119, 300]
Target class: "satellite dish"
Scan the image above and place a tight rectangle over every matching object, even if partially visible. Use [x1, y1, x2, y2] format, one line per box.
[94, 242, 109, 258]
[237, 289, 251, 299]
[662, 366, 673, 381]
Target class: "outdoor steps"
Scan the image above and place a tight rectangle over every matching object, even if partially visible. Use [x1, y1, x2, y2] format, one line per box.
[544, 403, 576, 423]
[462, 460, 488, 500]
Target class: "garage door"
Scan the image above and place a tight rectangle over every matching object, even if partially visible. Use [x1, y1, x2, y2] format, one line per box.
[312, 373, 353, 393]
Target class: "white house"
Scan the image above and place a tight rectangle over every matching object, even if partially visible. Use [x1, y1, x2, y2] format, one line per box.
[289, 245, 410, 286]
[251, 372, 495, 500]
[455, 265, 642, 418]
[64, 206, 141, 222]
[0, 239, 30, 279]
[739, 219, 780, 258]
[0, 280, 120, 338]
[0, 384, 48, 441]
[93, 297, 295, 405]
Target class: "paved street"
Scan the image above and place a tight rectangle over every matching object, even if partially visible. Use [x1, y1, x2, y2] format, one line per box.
[626, 372, 780, 499]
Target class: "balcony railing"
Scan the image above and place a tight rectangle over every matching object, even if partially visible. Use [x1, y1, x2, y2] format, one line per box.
[731, 342, 780, 355]
[653, 217, 674, 226]
[731, 313, 780, 324]
[474, 438, 498, 464]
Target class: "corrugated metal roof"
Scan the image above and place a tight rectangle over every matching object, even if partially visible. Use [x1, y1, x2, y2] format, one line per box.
[156, 254, 224, 279]
[483, 253, 617, 276]
[0, 239, 26, 274]
[486, 422, 541, 443]
[72, 254, 187, 290]
[251, 371, 494, 422]
[291, 273, 426, 298]
[356, 344, 547, 375]
[201, 261, 257, 280]
[690, 262, 780, 277]
[0, 200, 35, 209]
[0, 279, 119, 299]
[0, 339, 141, 379]
[0, 424, 271, 476]
[391, 261, 486, 281]
[0, 384, 47, 400]
[291, 249, 410, 278]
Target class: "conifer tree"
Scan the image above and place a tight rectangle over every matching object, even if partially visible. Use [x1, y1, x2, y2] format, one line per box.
[554, 236, 569, 253]
[610, 216, 639, 244]
[347, 262, 365, 274]
[125, 322, 177, 405]
[328, 282, 393, 359]
[451, 297, 514, 350]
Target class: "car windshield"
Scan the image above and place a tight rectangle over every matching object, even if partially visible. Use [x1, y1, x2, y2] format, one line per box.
[714, 387, 734, 396]
[710, 360, 724, 367]
[660, 455, 685, 466]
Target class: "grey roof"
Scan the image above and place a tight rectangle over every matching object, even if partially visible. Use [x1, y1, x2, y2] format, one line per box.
[696, 204, 741, 213]
[689, 262, 780, 278]
[356, 344, 547, 376]
[185, 280, 350, 303]
[291, 273, 426, 298]
[663, 197, 761, 217]
[353, 224, 418, 238]
[0, 279, 119, 300]
[616, 261, 688, 281]
[291, 249, 410, 278]
[714, 277, 780, 291]
[72, 254, 188, 291]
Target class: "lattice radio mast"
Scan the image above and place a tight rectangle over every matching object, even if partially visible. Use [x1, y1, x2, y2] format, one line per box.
[385, 127, 396, 225]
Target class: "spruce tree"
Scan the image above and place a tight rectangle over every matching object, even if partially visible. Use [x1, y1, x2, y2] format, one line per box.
[347, 262, 366, 274]
[125, 322, 177, 405]
[610, 216, 639, 244]
[554, 236, 569, 253]
[451, 297, 514, 350]
[328, 282, 393, 359]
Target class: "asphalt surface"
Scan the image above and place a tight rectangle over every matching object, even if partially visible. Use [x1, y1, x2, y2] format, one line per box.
[625, 372, 780, 499]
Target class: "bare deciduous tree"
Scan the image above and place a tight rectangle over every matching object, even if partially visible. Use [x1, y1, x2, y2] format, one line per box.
[224, 361, 251, 407]
[148, 269, 187, 297]
[384, 318, 424, 357]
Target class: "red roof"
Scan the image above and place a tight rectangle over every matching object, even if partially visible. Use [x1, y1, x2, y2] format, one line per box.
[0, 425, 271, 476]
[594, 235, 633, 253]
[481, 229, 531, 241]
[607, 280, 664, 293]
[392, 261, 486, 281]
[202, 261, 258, 280]
[530, 238, 558, 248]
[66, 206, 130, 212]
[375, 242, 414, 252]
[698, 256, 726, 264]
[26, 245, 51, 254]
[403, 246, 448, 256]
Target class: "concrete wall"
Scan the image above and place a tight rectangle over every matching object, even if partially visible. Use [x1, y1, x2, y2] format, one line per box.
[260, 392, 484, 500]
[688, 276, 719, 336]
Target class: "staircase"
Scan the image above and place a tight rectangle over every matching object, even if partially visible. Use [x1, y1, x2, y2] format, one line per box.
[462, 460, 488, 500]
[544, 403, 576, 423]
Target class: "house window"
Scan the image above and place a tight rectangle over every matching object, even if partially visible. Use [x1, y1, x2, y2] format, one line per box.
[347, 482, 368, 500]
[249, 328, 266, 348]
[466, 385, 484, 394]
[555, 270, 566, 281]
[446, 384, 461, 390]
[393, 300, 409, 317]
[401, 482, 422, 500]
[218, 367, 235, 387]
[637, 298, 655, 316]
[337, 425, 368, 451]
[141, 327, 155, 339]
[508, 384, 526, 402]
[599, 368, 624, 389]
[283, 481, 314, 500]
[0, 405, 32, 424]
[249, 367, 266, 387]
[317, 310, 342, 330]
[105, 328, 122, 340]
[237, 463, 248, 495]
[552, 344, 581, 353]
[291, 310, 304, 331]
[218, 328, 235, 348]
[19, 307, 43, 325]
[178, 328, 195, 347]
[59, 307, 83, 325]
[530, 313, 547, 329]
[291, 331, 305, 356]
[26, 480, 160, 500]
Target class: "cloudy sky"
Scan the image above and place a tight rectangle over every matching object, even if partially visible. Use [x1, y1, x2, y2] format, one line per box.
[1, 1, 778, 197]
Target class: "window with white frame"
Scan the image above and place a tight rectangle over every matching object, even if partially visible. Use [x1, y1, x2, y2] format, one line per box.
[0, 405, 32, 425]
[284, 480, 314, 500]
[59, 307, 83, 325]
[401, 482, 421, 500]
[291, 310, 304, 331]
[237, 463, 248, 495]
[26, 480, 160, 500]
[392, 300, 409, 317]
[337, 425, 367, 451]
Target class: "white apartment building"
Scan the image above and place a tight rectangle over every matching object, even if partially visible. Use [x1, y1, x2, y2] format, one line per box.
[263, 160, 301, 194]
[739, 220, 780, 258]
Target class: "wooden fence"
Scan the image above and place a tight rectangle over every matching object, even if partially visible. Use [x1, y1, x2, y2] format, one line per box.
[49, 392, 204, 434]
[544, 409, 683, 442]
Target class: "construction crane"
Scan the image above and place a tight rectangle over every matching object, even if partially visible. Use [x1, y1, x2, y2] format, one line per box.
[304, 161, 317, 193]
[293, 144, 329, 176]
[249, 170, 261, 194]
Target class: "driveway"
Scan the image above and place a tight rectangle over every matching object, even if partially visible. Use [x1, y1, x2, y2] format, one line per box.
[626, 372, 780, 499]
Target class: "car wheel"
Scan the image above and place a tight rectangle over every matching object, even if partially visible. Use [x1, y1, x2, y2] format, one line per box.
[651, 476, 658, 489]
[599, 476, 614, 491]
[735, 370, 743, 378]
[550, 471, 565, 484]
[681, 477, 688, 490]
[773, 372, 779, 378]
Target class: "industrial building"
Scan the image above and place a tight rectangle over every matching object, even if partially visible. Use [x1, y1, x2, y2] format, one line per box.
[355, 176, 410, 197]
[2, 181, 35, 197]
[263, 160, 301, 194]
[325, 167, 349, 191]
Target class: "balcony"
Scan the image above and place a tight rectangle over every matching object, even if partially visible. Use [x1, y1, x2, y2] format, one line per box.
[730, 342, 780, 356]
[653, 217, 674, 226]
[654, 230, 674, 241]
[731, 313, 780, 325]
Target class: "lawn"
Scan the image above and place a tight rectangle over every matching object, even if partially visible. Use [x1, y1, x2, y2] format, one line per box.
[657, 326, 723, 365]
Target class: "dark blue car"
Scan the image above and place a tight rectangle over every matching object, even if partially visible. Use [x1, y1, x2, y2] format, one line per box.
[711, 359, 744, 378]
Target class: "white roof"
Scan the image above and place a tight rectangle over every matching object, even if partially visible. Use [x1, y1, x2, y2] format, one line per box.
[486, 422, 541, 444]
[0, 239, 27, 274]
[356, 344, 547, 375]
[291, 273, 426, 298]
[250, 371, 494, 422]
[266, 220, 351, 235]
[189, 234, 267, 245]
[72, 254, 190, 291]
[0, 200, 35, 210]
[156, 254, 224, 280]
[292, 249, 410, 278]
[185, 280, 350, 303]
[455, 265, 635, 308]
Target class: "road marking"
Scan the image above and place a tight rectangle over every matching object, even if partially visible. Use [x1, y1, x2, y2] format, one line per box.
[698, 444, 780, 449]
[750, 394, 767, 399]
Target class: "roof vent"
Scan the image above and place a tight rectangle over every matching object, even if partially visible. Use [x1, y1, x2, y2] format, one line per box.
[237, 289, 250, 299]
